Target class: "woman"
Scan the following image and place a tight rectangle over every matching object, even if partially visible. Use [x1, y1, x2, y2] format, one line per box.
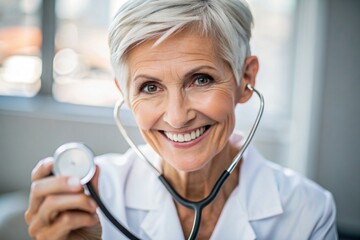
[25, 0, 337, 239]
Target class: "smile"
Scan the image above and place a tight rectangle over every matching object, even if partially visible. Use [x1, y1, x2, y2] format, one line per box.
[163, 126, 209, 143]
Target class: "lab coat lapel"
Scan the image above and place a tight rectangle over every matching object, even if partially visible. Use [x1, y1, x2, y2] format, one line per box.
[239, 146, 283, 220]
[211, 145, 283, 239]
[210, 186, 256, 240]
[124, 147, 185, 239]
[140, 185, 185, 240]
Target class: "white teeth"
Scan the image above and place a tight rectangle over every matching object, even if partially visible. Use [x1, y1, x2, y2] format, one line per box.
[196, 129, 200, 137]
[164, 127, 207, 143]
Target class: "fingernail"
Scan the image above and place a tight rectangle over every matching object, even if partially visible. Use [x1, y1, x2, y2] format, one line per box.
[67, 177, 81, 189]
[42, 157, 53, 168]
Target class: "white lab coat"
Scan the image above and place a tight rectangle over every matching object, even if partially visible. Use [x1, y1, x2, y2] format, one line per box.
[95, 133, 337, 240]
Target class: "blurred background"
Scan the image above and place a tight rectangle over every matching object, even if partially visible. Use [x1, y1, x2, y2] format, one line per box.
[0, 0, 359, 239]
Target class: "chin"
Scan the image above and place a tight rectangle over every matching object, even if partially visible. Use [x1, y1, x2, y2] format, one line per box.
[165, 156, 211, 173]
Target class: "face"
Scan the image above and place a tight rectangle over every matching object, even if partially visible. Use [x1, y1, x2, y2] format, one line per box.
[126, 31, 242, 172]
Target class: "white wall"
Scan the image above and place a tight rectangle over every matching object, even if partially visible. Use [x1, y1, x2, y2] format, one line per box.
[314, 0, 360, 235]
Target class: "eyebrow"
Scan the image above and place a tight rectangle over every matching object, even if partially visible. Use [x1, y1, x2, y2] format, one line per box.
[132, 65, 217, 83]
[133, 74, 161, 83]
[183, 65, 217, 79]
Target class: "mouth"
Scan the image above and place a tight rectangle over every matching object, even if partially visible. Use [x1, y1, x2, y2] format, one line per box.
[161, 125, 211, 143]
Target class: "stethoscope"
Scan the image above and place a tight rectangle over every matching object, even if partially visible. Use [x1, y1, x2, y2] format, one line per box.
[52, 84, 264, 240]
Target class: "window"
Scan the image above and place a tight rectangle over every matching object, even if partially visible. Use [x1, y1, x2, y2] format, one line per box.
[1, 0, 297, 111]
[0, 0, 42, 97]
[248, 0, 296, 118]
[0, 0, 330, 184]
[235, 0, 297, 166]
[0, 0, 298, 165]
[52, 0, 125, 107]
[51, 0, 297, 111]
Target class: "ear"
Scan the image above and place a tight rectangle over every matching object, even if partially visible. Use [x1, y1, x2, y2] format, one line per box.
[237, 56, 259, 103]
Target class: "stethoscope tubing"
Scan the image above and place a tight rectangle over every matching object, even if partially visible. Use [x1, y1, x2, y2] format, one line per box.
[86, 182, 141, 240]
[158, 170, 230, 239]
[92, 84, 265, 240]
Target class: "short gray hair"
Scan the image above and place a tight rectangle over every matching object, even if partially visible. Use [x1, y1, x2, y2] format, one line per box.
[109, 0, 253, 96]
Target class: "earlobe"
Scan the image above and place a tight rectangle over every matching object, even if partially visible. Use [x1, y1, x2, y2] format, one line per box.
[238, 56, 259, 103]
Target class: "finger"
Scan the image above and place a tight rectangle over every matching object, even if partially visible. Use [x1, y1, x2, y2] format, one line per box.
[25, 157, 54, 223]
[40, 193, 98, 220]
[29, 193, 97, 235]
[31, 157, 54, 181]
[26, 176, 82, 224]
[33, 211, 99, 240]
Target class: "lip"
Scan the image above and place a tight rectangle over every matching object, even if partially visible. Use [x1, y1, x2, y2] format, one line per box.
[160, 125, 212, 149]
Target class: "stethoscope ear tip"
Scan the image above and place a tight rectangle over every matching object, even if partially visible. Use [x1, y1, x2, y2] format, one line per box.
[246, 84, 254, 91]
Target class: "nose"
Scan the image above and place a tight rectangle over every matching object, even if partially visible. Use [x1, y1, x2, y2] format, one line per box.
[163, 92, 195, 129]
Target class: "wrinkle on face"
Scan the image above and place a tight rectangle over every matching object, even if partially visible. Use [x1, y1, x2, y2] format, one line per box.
[125, 30, 241, 177]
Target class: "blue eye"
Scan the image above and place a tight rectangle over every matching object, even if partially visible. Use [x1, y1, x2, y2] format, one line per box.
[194, 75, 213, 86]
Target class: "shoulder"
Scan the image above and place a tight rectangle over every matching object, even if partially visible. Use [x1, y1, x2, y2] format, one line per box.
[243, 147, 337, 239]
[272, 163, 337, 238]
[245, 147, 335, 210]
[273, 163, 337, 238]
[269, 160, 333, 209]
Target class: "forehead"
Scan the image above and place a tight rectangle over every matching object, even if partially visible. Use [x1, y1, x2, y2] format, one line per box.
[126, 31, 224, 76]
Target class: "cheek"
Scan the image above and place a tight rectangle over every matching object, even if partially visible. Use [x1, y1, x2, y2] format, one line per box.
[192, 87, 236, 122]
[130, 98, 160, 131]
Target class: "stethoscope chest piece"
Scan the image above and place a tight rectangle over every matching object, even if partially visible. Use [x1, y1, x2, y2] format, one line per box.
[53, 142, 96, 185]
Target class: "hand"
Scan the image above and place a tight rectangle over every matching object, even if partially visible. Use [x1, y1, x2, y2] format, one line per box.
[24, 157, 101, 240]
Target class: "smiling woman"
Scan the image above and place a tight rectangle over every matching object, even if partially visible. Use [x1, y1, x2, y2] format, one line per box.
[24, 0, 338, 240]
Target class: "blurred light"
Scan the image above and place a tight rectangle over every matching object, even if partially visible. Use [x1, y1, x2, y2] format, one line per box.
[20, 0, 41, 14]
[3, 55, 42, 84]
[55, 23, 79, 49]
[56, 0, 89, 19]
[53, 78, 120, 107]
[53, 48, 79, 76]
[109, 0, 128, 19]
[250, 0, 296, 13]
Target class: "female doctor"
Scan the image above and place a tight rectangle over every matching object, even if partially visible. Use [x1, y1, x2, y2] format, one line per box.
[25, 0, 338, 239]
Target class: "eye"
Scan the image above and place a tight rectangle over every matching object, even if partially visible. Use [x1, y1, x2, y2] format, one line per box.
[140, 82, 160, 94]
[193, 74, 214, 86]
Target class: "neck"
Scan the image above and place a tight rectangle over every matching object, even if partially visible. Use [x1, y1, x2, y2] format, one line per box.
[162, 142, 240, 201]
[162, 142, 242, 240]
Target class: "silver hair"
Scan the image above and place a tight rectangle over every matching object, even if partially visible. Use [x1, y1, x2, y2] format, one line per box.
[109, 0, 253, 97]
